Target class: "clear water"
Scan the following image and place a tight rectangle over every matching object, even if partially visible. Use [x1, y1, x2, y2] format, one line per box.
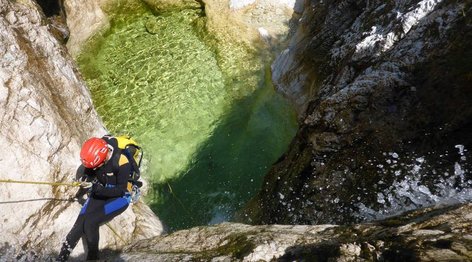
[78, 7, 297, 231]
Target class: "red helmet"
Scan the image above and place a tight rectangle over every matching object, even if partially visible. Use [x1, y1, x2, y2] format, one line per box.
[80, 137, 109, 169]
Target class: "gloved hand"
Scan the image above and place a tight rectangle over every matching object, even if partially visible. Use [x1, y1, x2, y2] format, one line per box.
[130, 185, 141, 204]
[80, 181, 93, 188]
[91, 182, 104, 193]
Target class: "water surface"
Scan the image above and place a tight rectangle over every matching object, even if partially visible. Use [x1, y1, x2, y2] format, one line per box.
[78, 7, 297, 231]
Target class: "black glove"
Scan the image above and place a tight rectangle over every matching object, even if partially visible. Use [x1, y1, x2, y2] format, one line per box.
[91, 182, 104, 193]
[74, 181, 90, 205]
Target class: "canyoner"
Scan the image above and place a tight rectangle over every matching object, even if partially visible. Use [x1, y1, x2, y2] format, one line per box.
[57, 135, 144, 261]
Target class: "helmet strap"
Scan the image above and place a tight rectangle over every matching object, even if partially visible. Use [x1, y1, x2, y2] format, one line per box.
[105, 145, 114, 161]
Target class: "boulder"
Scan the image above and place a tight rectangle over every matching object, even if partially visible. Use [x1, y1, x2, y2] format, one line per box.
[118, 203, 472, 261]
[65, 0, 110, 57]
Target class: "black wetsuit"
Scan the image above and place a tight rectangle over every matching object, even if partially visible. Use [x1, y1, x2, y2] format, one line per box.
[57, 137, 131, 261]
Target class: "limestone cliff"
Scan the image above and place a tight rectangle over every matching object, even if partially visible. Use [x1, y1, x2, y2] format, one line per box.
[0, 0, 163, 259]
[245, 0, 472, 225]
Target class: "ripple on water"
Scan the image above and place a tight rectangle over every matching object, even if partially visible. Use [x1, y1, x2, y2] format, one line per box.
[80, 10, 228, 179]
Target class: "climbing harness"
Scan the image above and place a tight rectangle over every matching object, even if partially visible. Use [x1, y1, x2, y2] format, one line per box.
[0, 179, 81, 187]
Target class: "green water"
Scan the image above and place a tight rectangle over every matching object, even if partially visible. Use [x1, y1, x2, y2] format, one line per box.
[78, 7, 297, 231]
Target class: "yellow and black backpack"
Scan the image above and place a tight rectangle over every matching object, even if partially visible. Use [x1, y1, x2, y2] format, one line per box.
[115, 135, 144, 189]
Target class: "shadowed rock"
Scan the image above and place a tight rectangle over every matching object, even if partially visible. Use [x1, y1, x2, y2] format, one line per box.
[243, 0, 472, 226]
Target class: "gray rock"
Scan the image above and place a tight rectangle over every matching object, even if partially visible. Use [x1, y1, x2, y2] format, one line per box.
[118, 203, 472, 261]
[246, 0, 472, 225]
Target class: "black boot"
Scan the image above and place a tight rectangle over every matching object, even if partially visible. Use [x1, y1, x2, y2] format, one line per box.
[56, 242, 72, 262]
[86, 249, 99, 261]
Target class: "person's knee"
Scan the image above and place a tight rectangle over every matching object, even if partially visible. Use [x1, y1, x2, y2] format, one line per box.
[83, 218, 100, 237]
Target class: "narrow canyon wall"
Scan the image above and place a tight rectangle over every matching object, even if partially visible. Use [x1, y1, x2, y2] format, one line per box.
[244, 0, 472, 225]
[0, 0, 163, 259]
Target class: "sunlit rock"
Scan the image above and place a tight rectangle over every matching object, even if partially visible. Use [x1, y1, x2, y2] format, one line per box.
[229, 0, 256, 10]
[65, 0, 110, 57]
[227, 0, 297, 51]
[117, 203, 472, 261]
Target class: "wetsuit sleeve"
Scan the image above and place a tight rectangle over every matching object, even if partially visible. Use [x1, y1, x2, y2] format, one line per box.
[92, 160, 131, 198]
[76, 164, 95, 181]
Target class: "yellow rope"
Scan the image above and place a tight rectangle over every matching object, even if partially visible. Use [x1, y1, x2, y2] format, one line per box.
[1, 179, 128, 244]
[0, 179, 81, 187]
[167, 182, 195, 223]
[105, 223, 127, 244]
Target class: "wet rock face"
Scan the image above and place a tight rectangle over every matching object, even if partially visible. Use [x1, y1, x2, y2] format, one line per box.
[118, 204, 472, 261]
[245, 0, 472, 225]
[0, 0, 162, 259]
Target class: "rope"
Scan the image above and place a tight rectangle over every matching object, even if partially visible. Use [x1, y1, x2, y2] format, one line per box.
[167, 182, 195, 223]
[0, 179, 128, 245]
[105, 223, 127, 244]
[0, 179, 81, 187]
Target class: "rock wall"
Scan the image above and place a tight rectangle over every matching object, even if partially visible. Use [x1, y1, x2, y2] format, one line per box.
[65, 0, 110, 57]
[0, 0, 163, 259]
[118, 203, 472, 261]
[229, 0, 297, 52]
[244, 0, 472, 225]
[64, 0, 298, 60]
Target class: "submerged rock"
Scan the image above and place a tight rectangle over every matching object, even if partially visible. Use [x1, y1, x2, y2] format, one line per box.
[244, 0, 472, 225]
[142, 0, 202, 14]
[145, 16, 165, 34]
[0, 0, 163, 259]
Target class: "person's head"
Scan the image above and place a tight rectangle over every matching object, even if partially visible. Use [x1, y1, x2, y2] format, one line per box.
[80, 137, 112, 169]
